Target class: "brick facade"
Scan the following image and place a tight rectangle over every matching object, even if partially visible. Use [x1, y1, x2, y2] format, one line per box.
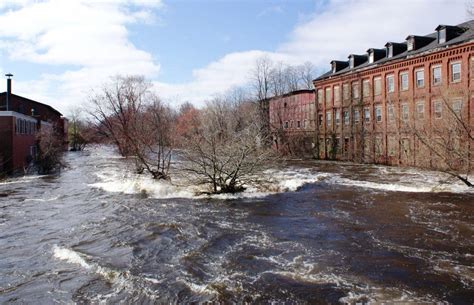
[0, 92, 67, 174]
[268, 89, 316, 155]
[312, 22, 474, 171]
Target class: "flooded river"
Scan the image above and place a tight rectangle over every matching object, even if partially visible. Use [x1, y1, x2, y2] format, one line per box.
[0, 146, 473, 304]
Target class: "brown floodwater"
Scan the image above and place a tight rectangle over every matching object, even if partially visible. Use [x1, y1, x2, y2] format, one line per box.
[0, 146, 473, 304]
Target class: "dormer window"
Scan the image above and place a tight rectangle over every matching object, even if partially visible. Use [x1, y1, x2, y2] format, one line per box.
[387, 45, 393, 58]
[332, 62, 336, 73]
[369, 51, 374, 63]
[349, 56, 354, 69]
[438, 29, 446, 44]
[407, 38, 414, 51]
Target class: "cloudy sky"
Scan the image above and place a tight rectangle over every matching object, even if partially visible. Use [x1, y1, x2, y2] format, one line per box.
[0, 0, 469, 114]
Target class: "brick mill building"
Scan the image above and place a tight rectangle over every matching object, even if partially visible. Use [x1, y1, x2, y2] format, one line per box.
[311, 20, 474, 168]
[0, 76, 67, 174]
[268, 89, 316, 155]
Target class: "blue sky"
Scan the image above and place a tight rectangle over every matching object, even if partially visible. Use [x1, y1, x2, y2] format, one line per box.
[132, 0, 320, 83]
[0, 0, 468, 114]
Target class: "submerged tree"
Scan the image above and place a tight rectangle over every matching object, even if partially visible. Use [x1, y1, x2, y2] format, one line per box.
[180, 97, 275, 194]
[36, 127, 64, 174]
[89, 75, 174, 179]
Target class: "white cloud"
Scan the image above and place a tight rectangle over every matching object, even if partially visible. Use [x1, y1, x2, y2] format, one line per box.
[0, 0, 469, 113]
[0, 0, 161, 114]
[279, 0, 467, 68]
[156, 0, 467, 105]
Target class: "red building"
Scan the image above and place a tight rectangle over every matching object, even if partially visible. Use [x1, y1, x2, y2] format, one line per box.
[312, 21, 474, 170]
[0, 77, 67, 174]
[268, 89, 316, 155]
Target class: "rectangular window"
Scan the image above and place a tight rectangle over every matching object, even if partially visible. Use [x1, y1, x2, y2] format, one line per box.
[438, 29, 446, 44]
[318, 114, 323, 127]
[325, 88, 331, 106]
[297, 120, 301, 128]
[401, 104, 409, 121]
[354, 109, 360, 123]
[352, 82, 359, 98]
[400, 72, 409, 91]
[290, 120, 294, 128]
[364, 108, 370, 122]
[451, 62, 461, 82]
[416, 101, 425, 119]
[326, 111, 332, 127]
[375, 105, 382, 122]
[452, 100, 463, 116]
[334, 86, 341, 103]
[317, 89, 323, 105]
[362, 79, 370, 97]
[374, 77, 382, 96]
[343, 83, 349, 100]
[375, 137, 383, 156]
[335, 110, 341, 125]
[343, 110, 349, 125]
[434, 101, 442, 119]
[433, 66, 442, 85]
[386, 74, 394, 93]
[415, 69, 424, 88]
[387, 105, 395, 122]
[284, 121, 289, 129]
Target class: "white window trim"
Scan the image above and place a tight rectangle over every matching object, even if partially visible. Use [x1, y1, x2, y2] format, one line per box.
[400, 72, 409, 91]
[432, 65, 442, 86]
[375, 106, 382, 123]
[415, 69, 425, 88]
[451, 61, 461, 83]
[386, 74, 395, 93]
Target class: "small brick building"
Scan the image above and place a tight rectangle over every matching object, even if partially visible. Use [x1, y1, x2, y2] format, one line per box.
[312, 21, 474, 169]
[0, 79, 67, 174]
[268, 89, 316, 155]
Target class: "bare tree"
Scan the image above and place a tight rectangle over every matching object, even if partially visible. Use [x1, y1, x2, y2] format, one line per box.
[297, 61, 316, 90]
[180, 97, 275, 194]
[413, 91, 473, 187]
[251, 56, 273, 101]
[68, 107, 90, 151]
[89, 75, 174, 179]
[36, 127, 64, 174]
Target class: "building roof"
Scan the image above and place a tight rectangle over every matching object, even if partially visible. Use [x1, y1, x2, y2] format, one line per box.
[0, 92, 63, 117]
[314, 20, 474, 82]
[268, 89, 315, 100]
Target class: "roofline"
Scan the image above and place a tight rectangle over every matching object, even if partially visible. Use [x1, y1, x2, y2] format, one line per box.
[268, 89, 315, 100]
[313, 39, 474, 83]
[0, 92, 62, 116]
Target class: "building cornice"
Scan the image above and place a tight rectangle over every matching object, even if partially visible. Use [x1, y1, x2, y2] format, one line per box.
[315, 40, 474, 86]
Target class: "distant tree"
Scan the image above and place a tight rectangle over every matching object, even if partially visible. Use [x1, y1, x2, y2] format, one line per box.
[174, 102, 201, 147]
[89, 75, 174, 179]
[68, 107, 90, 151]
[297, 61, 316, 90]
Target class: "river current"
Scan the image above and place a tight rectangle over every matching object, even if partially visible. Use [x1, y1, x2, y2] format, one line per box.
[0, 146, 473, 304]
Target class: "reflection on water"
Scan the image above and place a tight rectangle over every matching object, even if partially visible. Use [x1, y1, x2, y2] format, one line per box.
[0, 146, 473, 304]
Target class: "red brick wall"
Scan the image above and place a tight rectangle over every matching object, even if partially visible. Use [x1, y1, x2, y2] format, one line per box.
[269, 90, 316, 154]
[314, 41, 474, 168]
[0, 117, 13, 173]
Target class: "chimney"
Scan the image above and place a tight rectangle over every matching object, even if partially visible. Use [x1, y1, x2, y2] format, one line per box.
[5, 73, 13, 111]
